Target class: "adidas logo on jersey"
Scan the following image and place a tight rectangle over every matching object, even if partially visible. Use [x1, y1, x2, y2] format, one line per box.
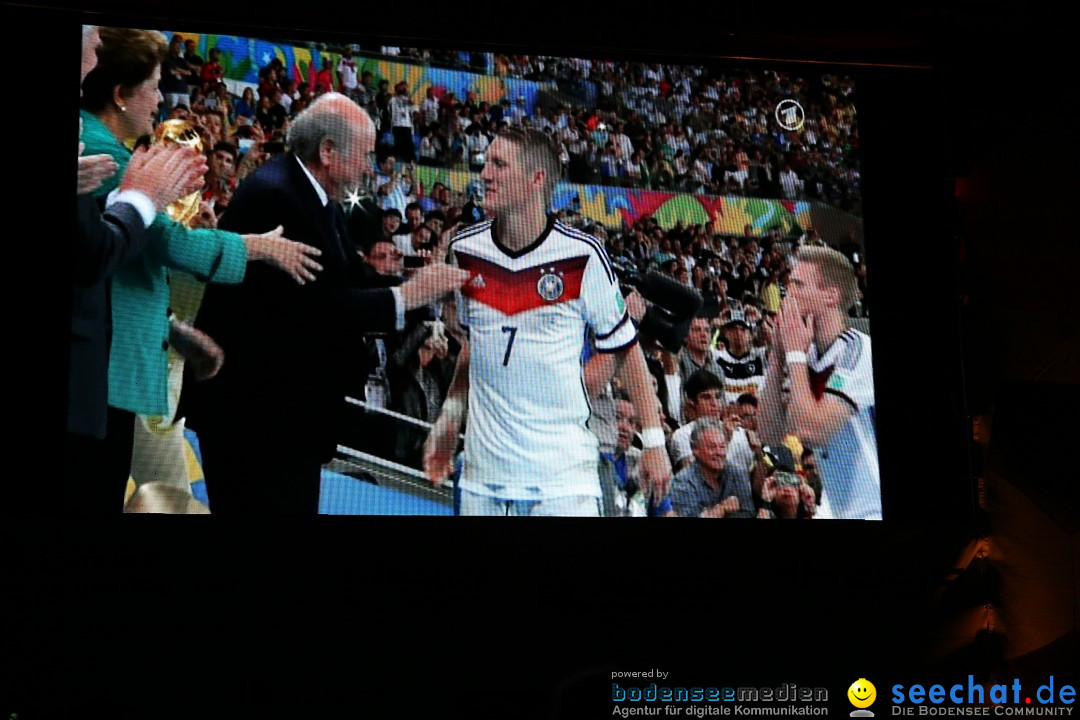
[469, 274, 486, 288]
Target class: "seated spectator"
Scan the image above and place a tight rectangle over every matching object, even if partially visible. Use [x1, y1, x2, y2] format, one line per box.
[198, 108, 227, 145]
[757, 444, 817, 519]
[362, 238, 405, 283]
[399, 201, 425, 235]
[418, 126, 440, 165]
[424, 210, 446, 238]
[234, 87, 257, 125]
[669, 369, 722, 471]
[599, 390, 675, 517]
[390, 322, 454, 465]
[664, 418, 755, 518]
[213, 85, 234, 129]
[465, 124, 490, 171]
[378, 208, 403, 243]
[255, 91, 287, 134]
[167, 104, 190, 122]
[394, 224, 435, 258]
[202, 141, 238, 208]
[419, 182, 447, 214]
[279, 79, 296, 115]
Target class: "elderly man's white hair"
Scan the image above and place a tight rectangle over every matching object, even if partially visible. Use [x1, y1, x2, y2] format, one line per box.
[287, 92, 367, 164]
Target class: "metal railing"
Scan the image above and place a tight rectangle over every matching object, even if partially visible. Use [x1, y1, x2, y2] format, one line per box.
[332, 397, 459, 510]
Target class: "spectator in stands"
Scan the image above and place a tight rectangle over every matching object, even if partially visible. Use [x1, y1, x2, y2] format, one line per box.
[668, 369, 726, 472]
[375, 154, 412, 216]
[390, 81, 417, 161]
[600, 391, 651, 516]
[390, 322, 453, 465]
[758, 472, 817, 519]
[167, 104, 190, 122]
[160, 36, 191, 113]
[314, 55, 334, 95]
[198, 108, 227, 145]
[779, 163, 803, 199]
[234, 86, 256, 125]
[200, 47, 224, 92]
[664, 418, 754, 518]
[678, 316, 726, 388]
[183, 38, 203, 88]
[378, 208, 403, 243]
[418, 125, 440, 165]
[337, 47, 359, 102]
[716, 309, 768, 403]
[201, 140, 236, 202]
[255, 91, 287, 134]
[465, 123, 490, 171]
[396, 224, 435, 258]
[278, 79, 296, 115]
[397, 202, 423, 234]
[363, 237, 405, 280]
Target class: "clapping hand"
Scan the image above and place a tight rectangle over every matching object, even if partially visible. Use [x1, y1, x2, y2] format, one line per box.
[77, 142, 119, 195]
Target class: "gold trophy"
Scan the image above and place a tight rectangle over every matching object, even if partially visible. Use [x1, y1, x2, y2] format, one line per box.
[152, 118, 204, 226]
[126, 118, 211, 511]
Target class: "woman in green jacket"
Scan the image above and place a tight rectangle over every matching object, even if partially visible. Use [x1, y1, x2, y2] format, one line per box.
[79, 27, 323, 506]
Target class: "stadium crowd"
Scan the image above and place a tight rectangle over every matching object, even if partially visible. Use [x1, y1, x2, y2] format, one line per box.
[76, 31, 874, 518]
[317, 47, 860, 211]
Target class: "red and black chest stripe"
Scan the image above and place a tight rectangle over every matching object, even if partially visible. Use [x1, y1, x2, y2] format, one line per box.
[455, 253, 589, 316]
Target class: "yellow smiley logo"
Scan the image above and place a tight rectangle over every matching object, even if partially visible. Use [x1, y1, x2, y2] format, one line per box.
[848, 679, 876, 708]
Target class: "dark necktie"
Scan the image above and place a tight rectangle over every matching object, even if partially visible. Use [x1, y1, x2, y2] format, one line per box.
[326, 201, 352, 262]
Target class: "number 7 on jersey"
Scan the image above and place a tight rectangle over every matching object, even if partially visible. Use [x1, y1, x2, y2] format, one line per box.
[501, 326, 518, 366]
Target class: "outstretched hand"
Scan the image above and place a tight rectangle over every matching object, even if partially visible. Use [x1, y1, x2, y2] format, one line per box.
[77, 149, 118, 196]
[246, 225, 324, 285]
[399, 264, 471, 310]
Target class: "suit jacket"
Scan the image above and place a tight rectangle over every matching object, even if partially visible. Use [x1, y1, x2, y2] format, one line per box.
[69, 193, 147, 438]
[185, 153, 397, 461]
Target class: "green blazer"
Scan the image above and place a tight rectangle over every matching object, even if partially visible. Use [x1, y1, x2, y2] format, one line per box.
[80, 110, 247, 416]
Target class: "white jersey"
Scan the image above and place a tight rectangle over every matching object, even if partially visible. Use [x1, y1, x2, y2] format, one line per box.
[449, 218, 637, 499]
[806, 328, 880, 520]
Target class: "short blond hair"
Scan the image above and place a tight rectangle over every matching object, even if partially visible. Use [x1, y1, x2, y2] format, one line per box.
[795, 246, 858, 311]
[496, 126, 562, 200]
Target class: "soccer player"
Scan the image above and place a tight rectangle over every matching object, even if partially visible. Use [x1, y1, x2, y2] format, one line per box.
[759, 246, 879, 520]
[423, 127, 671, 516]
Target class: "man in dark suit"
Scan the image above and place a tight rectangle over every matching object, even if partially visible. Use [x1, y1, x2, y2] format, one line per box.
[185, 93, 469, 514]
[65, 25, 207, 512]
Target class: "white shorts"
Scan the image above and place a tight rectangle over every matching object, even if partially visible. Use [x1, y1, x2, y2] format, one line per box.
[457, 489, 601, 517]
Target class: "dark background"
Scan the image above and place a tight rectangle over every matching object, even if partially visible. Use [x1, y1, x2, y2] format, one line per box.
[3, 3, 1075, 717]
